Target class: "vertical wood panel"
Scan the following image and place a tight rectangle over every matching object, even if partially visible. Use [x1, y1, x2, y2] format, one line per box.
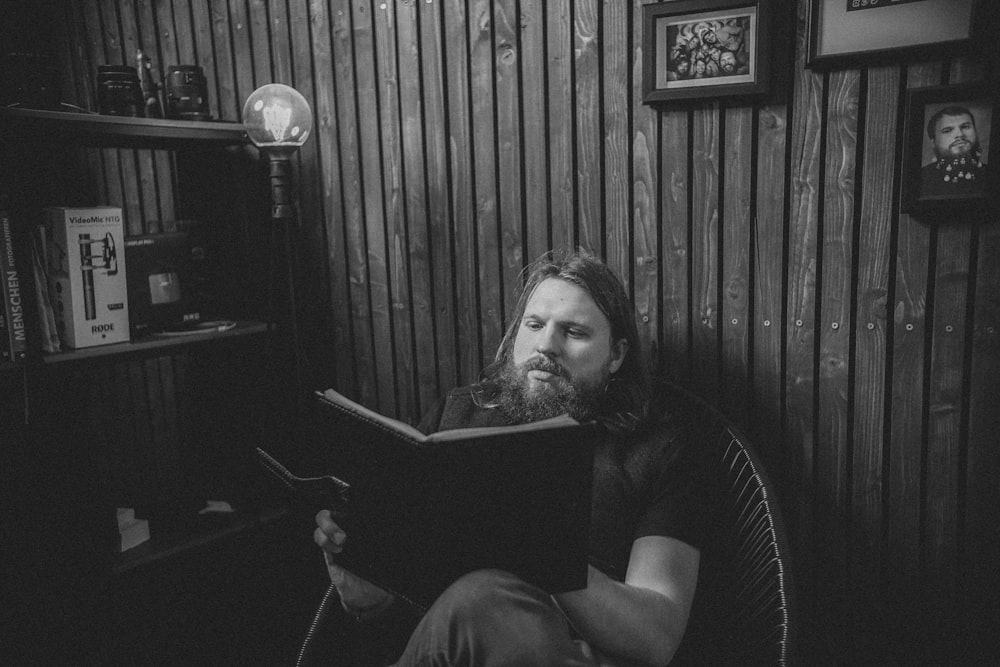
[721, 105, 752, 429]
[228, 0, 257, 120]
[468, 0, 502, 371]
[520, 0, 550, 262]
[659, 108, 690, 383]
[784, 1, 823, 637]
[397, 0, 438, 418]
[494, 0, 525, 314]
[849, 64, 899, 656]
[209, 0, 240, 119]
[602, 0, 630, 282]
[964, 223, 1000, 657]
[140, 1, 177, 223]
[751, 103, 788, 475]
[311, 0, 357, 395]
[330, 0, 377, 404]
[419, 0, 459, 394]
[354, 0, 397, 415]
[574, 0, 602, 252]
[547, 0, 574, 249]
[631, 0, 658, 368]
[443, 0, 482, 384]
[886, 61, 942, 654]
[190, 0, 221, 120]
[816, 67, 860, 648]
[690, 105, 720, 401]
[373, 0, 416, 419]
[119, 0, 161, 228]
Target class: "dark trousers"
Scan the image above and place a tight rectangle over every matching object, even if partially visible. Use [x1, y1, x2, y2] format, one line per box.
[390, 569, 603, 667]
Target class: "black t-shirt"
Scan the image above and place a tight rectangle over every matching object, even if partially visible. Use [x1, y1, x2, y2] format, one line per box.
[417, 385, 714, 581]
[418, 385, 730, 663]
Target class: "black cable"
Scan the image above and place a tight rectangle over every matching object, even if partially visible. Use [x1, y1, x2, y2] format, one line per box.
[296, 582, 338, 667]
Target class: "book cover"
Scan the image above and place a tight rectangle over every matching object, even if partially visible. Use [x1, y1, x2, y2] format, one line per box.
[275, 388, 599, 610]
[0, 202, 28, 362]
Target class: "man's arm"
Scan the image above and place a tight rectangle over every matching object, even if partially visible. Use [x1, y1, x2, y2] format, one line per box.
[553, 535, 700, 666]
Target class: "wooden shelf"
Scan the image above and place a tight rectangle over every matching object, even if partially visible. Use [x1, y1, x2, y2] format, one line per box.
[114, 506, 289, 575]
[34, 320, 270, 365]
[0, 107, 250, 147]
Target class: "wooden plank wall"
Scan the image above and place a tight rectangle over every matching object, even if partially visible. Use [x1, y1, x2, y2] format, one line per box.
[61, 0, 999, 661]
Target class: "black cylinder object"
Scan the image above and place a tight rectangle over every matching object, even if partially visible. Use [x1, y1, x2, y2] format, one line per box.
[164, 65, 210, 120]
[96, 65, 144, 117]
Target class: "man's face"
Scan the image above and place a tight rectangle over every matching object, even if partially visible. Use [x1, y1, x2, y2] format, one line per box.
[507, 277, 625, 408]
[932, 113, 978, 159]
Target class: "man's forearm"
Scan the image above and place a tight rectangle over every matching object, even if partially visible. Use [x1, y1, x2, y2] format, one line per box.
[553, 566, 687, 666]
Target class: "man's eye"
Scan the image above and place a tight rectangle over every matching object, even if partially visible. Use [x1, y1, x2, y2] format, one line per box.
[524, 321, 543, 331]
[566, 329, 588, 339]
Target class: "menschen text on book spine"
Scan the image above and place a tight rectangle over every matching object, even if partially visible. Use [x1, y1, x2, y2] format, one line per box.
[1, 205, 28, 362]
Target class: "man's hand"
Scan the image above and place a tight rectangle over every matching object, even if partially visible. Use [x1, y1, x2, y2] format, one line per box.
[314, 509, 395, 618]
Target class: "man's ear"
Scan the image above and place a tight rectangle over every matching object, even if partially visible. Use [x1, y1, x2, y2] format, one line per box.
[608, 338, 628, 375]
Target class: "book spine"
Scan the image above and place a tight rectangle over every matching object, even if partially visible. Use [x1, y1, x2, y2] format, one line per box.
[1, 205, 28, 362]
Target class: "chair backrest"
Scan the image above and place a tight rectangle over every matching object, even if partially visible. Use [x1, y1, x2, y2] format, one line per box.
[656, 381, 796, 665]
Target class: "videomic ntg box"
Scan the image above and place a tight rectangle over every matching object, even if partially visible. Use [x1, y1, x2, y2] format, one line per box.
[43, 207, 130, 348]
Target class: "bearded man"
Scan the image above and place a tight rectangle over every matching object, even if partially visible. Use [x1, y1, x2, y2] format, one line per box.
[315, 249, 717, 666]
[921, 105, 988, 198]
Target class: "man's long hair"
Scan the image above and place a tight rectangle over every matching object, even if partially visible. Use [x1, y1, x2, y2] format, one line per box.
[475, 248, 651, 432]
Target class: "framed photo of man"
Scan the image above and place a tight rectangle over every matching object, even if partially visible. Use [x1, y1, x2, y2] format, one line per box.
[902, 83, 997, 217]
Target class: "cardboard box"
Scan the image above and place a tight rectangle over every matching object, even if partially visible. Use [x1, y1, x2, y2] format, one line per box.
[43, 207, 129, 348]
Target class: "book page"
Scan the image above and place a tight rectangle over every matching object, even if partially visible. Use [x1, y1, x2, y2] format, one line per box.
[318, 389, 428, 441]
[318, 388, 581, 444]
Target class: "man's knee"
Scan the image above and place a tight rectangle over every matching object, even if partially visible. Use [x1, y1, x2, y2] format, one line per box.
[432, 569, 529, 622]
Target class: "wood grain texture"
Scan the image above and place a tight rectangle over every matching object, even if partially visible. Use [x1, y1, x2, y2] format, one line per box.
[419, 0, 460, 395]
[574, 0, 601, 254]
[885, 61, 942, 656]
[721, 105, 752, 430]
[442, 0, 482, 385]
[602, 0, 630, 284]
[631, 0, 658, 372]
[815, 66, 860, 649]
[330, 0, 376, 403]
[45, 2, 1000, 660]
[547, 0, 574, 250]
[848, 64, 899, 655]
[659, 107, 690, 383]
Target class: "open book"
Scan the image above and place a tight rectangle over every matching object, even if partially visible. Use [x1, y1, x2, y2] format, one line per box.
[281, 388, 599, 610]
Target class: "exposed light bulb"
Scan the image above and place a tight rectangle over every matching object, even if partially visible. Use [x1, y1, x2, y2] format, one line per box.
[242, 83, 312, 149]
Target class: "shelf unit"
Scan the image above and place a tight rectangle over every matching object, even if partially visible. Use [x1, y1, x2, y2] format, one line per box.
[1, 108, 283, 580]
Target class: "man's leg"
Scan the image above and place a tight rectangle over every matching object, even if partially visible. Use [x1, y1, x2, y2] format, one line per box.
[391, 569, 598, 667]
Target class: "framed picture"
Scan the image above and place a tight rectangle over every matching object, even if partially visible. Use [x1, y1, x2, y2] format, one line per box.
[642, 0, 770, 104]
[901, 83, 997, 216]
[807, 0, 981, 71]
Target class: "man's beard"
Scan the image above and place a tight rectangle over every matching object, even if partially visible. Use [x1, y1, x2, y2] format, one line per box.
[936, 139, 980, 161]
[495, 356, 609, 424]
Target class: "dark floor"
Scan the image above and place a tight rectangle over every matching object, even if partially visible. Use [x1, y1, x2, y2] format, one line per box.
[7, 510, 331, 666]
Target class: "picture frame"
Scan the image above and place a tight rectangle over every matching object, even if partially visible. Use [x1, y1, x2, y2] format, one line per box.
[806, 0, 981, 71]
[901, 83, 997, 217]
[642, 0, 770, 104]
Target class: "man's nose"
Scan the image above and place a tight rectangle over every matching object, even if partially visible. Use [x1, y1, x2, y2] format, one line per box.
[535, 327, 560, 356]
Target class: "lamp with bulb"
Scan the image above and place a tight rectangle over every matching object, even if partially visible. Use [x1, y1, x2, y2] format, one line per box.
[241, 83, 313, 221]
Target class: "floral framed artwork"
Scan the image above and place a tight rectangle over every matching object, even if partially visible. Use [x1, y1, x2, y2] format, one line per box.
[641, 0, 770, 104]
[901, 83, 997, 217]
[807, 0, 982, 71]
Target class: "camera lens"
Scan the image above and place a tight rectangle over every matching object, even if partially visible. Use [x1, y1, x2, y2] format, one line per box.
[96, 65, 144, 117]
[164, 65, 210, 120]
